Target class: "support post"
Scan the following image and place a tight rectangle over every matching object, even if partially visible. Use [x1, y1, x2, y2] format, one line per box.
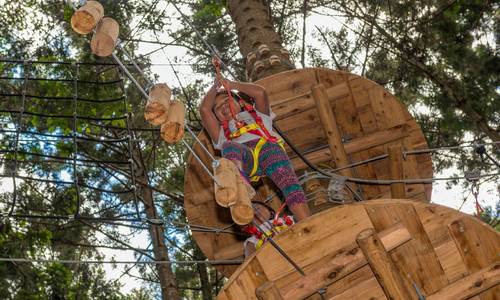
[312, 83, 359, 202]
[356, 228, 412, 300]
[311, 84, 352, 178]
[388, 145, 406, 198]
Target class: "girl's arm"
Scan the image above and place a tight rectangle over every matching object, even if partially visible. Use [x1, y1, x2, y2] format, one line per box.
[199, 80, 221, 142]
[224, 80, 270, 115]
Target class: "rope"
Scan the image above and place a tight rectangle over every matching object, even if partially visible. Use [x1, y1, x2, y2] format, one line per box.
[1, 213, 244, 236]
[307, 171, 499, 185]
[0, 92, 125, 103]
[0, 58, 201, 67]
[0, 174, 134, 194]
[108, 39, 222, 186]
[0, 257, 243, 265]
[72, 63, 83, 217]
[0, 76, 123, 85]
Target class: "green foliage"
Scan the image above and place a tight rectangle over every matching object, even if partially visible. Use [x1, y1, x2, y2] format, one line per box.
[480, 201, 500, 231]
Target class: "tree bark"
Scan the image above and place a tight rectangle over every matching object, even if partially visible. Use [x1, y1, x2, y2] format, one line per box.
[194, 244, 212, 300]
[134, 150, 180, 300]
[227, 0, 295, 81]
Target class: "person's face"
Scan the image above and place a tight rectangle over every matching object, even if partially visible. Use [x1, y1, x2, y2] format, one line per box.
[253, 203, 272, 225]
[213, 94, 240, 122]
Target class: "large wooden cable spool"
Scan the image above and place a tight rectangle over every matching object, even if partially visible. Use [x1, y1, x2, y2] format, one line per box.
[217, 199, 500, 300]
[183, 68, 434, 277]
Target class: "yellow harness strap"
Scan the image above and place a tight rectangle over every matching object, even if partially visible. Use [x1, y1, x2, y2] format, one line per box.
[255, 224, 288, 250]
[228, 122, 285, 182]
[249, 138, 285, 182]
[229, 123, 260, 139]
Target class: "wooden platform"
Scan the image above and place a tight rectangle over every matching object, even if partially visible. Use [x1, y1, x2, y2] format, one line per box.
[217, 199, 500, 300]
[184, 68, 434, 277]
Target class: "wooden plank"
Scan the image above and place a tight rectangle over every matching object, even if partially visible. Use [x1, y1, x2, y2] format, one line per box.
[357, 228, 413, 300]
[263, 68, 318, 102]
[256, 205, 374, 281]
[434, 240, 469, 282]
[278, 222, 411, 299]
[449, 218, 500, 272]
[368, 86, 388, 129]
[365, 202, 449, 296]
[213, 242, 244, 260]
[388, 145, 406, 198]
[427, 262, 500, 300]
[304, 266, 387, 300]
[255, 282, 284, 300]
[449, 218, 500, 300]
[290, 125, 409, 170]
[350, 149, 382, 200]
[312, 83, 354, 179]
[216, 291, 230, 300]
[223, 259, 268, 300]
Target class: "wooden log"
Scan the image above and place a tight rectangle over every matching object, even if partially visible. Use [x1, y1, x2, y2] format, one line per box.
[255, 281, 283, 300]
[280, 222, 411, 299]
[214, 158, 239, 208]
[90, 17, 119, 57]
[365, 202, 448, 296]
[229, 178, 254, 225]
[356, 228, 413, 300]
[311, 84, 353, 178]
[427, 262, 500, 300]
[388, 145, 406, 198]
[144, 101, 169, 125]
[70, 0, 104, 35]
[160, 100, 185, 143]
[144, 83, 171, 125]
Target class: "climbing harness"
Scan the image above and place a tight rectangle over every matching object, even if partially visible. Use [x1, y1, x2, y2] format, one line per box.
[213, 57, 285, 182]
[242, 202, 293, 250]
[223, 99, 286, 182]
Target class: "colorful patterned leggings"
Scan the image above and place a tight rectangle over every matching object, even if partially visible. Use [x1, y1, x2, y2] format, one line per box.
[221, 139, 307, 208]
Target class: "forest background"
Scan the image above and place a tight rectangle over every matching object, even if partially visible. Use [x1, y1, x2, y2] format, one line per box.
[0, 0, 498, 299]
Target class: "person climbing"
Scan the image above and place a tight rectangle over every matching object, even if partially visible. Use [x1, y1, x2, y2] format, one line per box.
[242, 201, 295, 258]
[199, 75, 310, 222]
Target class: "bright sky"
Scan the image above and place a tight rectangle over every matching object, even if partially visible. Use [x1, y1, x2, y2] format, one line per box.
[0, 1, 498, 296]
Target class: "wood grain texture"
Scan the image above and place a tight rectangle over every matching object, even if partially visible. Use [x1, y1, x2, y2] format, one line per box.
[449, 218, 500, 300]
[218, 200, 500, 299]
[357, 228, 412, 300]
[427, 262, 500, 300]
[184, 68, 433, 278]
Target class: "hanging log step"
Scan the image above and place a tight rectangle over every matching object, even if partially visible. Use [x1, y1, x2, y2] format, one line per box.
[90, 17, 119, 57]
[71, 0, 104, 35]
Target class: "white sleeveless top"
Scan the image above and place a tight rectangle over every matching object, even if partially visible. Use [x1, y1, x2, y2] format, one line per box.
[212, 108, 279, 150]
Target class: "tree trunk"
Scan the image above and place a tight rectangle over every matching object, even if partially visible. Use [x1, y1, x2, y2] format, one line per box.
[194, 244, 212, 300]
[135, 152, 180, 300]
[227, 0, 294, 81]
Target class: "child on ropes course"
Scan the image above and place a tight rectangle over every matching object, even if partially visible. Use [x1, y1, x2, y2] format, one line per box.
[199, 75, 311, 222]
